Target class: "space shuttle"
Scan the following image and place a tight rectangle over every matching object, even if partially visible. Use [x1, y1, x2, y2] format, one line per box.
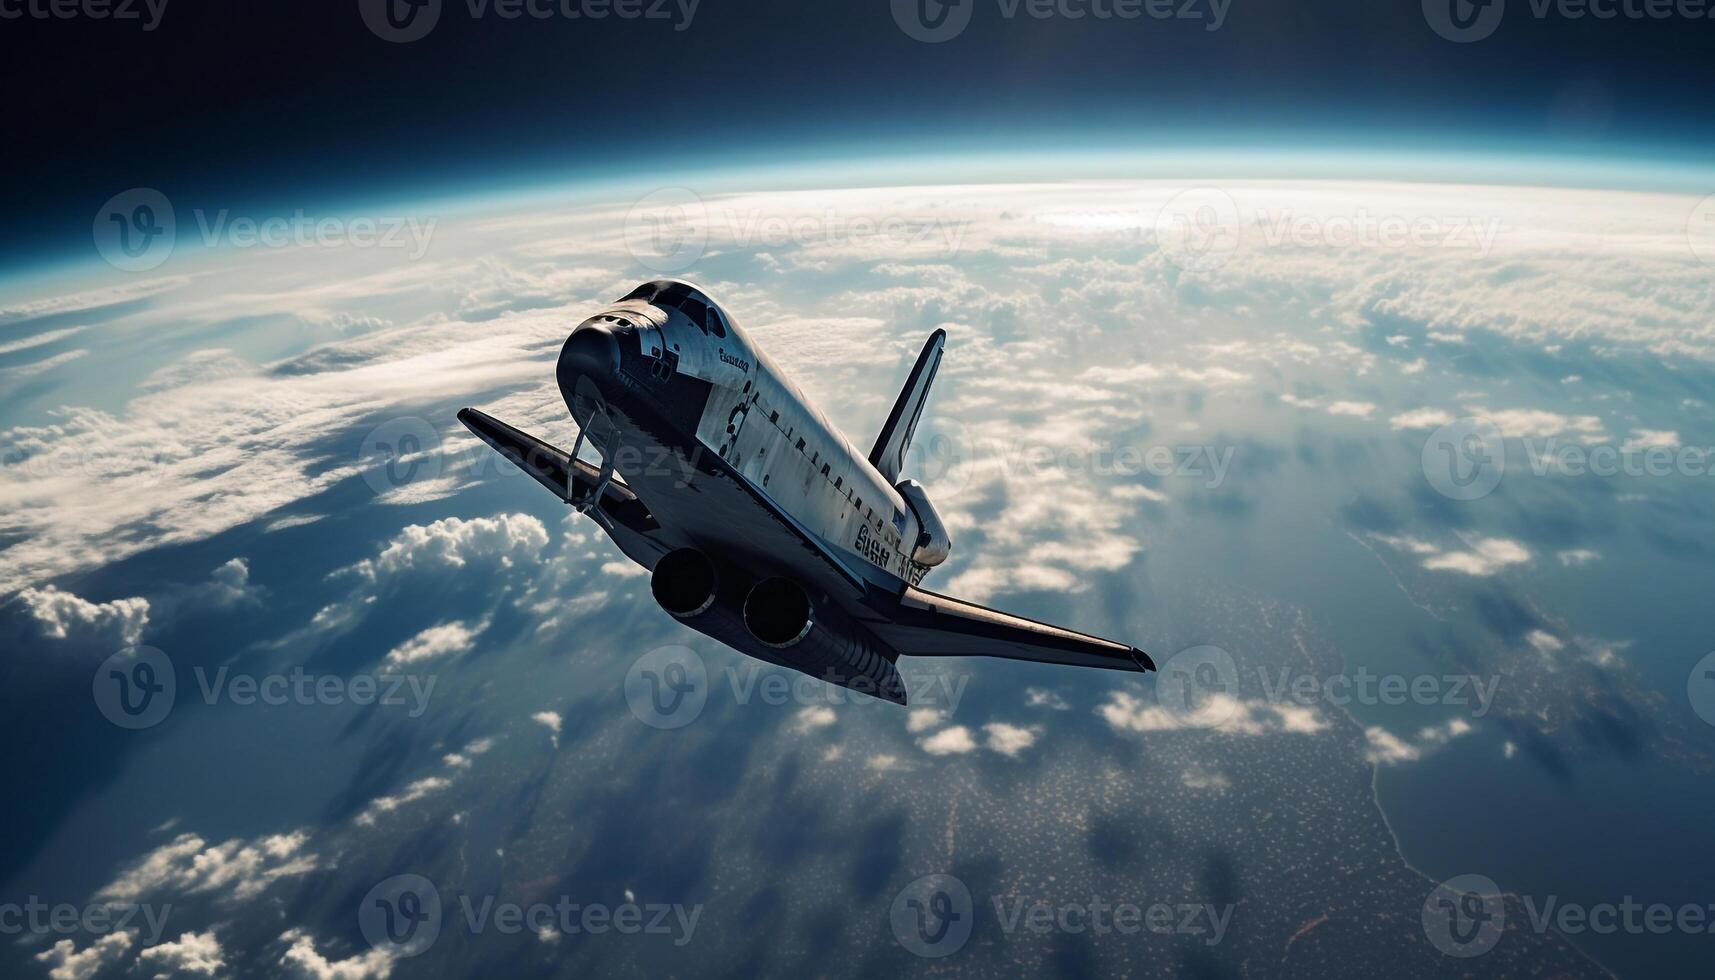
[460, 280, 1153, 705]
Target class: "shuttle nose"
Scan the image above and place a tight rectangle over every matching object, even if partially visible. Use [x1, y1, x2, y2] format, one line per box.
[557, 322, 621, 394]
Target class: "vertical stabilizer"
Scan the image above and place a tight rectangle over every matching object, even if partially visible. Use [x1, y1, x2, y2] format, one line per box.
[869, 330, 945, 483]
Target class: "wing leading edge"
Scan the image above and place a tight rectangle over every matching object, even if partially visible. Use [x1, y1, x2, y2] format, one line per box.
[868, 586, 1155, 673]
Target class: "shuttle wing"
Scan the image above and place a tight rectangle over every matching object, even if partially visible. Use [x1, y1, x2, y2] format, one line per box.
[457, 408, 665, 561]
[868, 586, 1154, 673]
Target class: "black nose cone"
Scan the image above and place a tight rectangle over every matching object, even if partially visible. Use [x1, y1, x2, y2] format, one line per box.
[558, 324, 620, 394]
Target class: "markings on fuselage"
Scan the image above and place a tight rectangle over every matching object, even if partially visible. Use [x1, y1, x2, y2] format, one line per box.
[855, 524, 894, 572]
[717, 347, 751, 373]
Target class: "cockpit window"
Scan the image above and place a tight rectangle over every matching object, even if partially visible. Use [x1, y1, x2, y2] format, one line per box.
[619, 282, 657, 303]
[656, 282, 691, 307]
[678, 297, 708, 331]
[705, 306, 727, 338]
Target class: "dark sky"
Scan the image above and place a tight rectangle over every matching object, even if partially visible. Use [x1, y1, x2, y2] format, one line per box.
[3, 0, 1712, 265]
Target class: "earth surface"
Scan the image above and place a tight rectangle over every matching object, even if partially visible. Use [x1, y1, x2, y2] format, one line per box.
[3, 174, 1715, 978]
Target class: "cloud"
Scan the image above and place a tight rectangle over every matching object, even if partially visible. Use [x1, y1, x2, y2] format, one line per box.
[1098, 691, 1328, 736]
[792, 706, 837, 734]
[905, 708, 942, 733]
[1279, 395, 1376, 421]
[1525, 630, 1564, 655]
[354, 777, 451, 827]
[1024, 687, 1070, 710]
[1388, 408, 1455, 430]
[14, 586, 150, 654]
[919, 726, 978, 755]
[1621, 429, 1679, 452]
[348, 514, 549, 583]
[532, 710, 563, 748]
[137, 930, 226, 977]
[1181, 769, 1230, 791]
[1420, 537, 1531, 576]
[360, 736, 495, 822]
[98, 831, 316, 904]
[278, 929, 394, 980]
[982, 722, 1038, 757]
[1557, 548, 1599, 567]
[1363, 718, 1473, 766]
[384, 619, 484, 666]
[34, 931, 134, 980]
[0, 326, 85, 356]
[200, 557, 261, 609]
[1471, 407, 1606, 441]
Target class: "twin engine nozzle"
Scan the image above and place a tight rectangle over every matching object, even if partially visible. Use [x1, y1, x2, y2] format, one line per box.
[647, 548, 906, 704]
[649, 548, 813, 648]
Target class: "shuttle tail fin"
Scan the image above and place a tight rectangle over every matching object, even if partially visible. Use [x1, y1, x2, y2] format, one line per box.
[869, 329, 945, 483]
